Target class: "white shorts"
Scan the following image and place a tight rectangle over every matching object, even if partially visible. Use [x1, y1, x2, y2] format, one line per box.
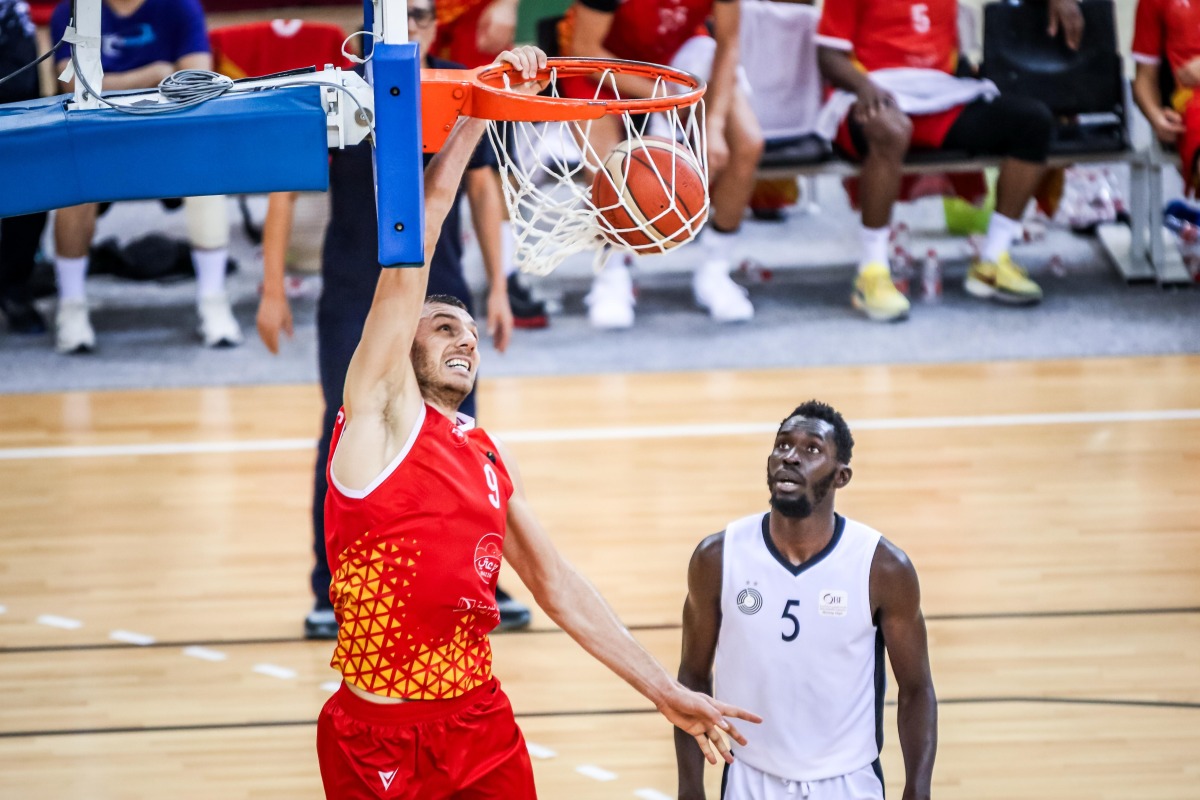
[723, 760, 883, 800]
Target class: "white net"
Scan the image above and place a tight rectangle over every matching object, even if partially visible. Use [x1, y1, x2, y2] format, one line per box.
[484, 66, 708, 276]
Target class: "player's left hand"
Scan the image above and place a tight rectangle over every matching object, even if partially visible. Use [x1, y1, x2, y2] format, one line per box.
[1177, 57, 1200, 88]
[494, 46, 549, 95]
[1047, 0, 1084, 51]
[477, 0, 518, 56]
[656, 684, 762, 765]
[706, 122, 730, 177]
[485, 283, 514, 353]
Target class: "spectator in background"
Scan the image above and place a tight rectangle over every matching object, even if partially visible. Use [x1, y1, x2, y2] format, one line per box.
[560, 0, 762, 329]
[0, 0, 48, 335]
[256, 0, 531, 639]
[815, 0, 1081, 322]
[1131, 0, 1200, 195]
[49, 0, 241, 353]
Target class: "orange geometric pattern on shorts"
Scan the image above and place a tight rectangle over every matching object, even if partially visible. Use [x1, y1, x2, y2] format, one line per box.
[331, 538, 494, 700]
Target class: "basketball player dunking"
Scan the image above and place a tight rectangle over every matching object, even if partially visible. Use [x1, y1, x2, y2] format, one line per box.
[315, 45, 760, 800]
[676, 401, 937, 800]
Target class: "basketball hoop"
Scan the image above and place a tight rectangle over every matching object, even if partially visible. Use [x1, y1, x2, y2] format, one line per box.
[422, 58, 709, 275]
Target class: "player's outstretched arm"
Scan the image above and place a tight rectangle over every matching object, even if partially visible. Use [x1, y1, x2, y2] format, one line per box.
[675, 534, 725, 800]
[872, 539, 937, 800]
[492, 441, 761, 765]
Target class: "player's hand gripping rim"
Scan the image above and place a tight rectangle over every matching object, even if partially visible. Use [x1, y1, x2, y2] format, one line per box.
[493, 46, 549, 96]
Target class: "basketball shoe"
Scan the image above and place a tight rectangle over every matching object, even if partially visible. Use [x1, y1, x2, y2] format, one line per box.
[495, 586, 532, 631]
[507, 273, 549, 329]
[55, 299, 95, 353]
[851, 262, 910, 322]
[693, 260, 754, 323]
[586, 256, 635, 330]
[965, 252, 1043, 305]
[304, 606, 338, 640]
[198, 292, 244, 348]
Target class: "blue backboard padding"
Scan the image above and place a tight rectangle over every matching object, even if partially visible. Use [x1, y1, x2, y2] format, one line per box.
[370, 42, 425, 267]
[0, 88, 329, 219]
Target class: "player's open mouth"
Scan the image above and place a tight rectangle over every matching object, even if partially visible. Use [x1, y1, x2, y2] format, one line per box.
[775, 480, 801, 492]
[446, 358, 471, 372]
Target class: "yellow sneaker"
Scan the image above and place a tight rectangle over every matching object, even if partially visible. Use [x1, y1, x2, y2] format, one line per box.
[851, 262, 910, 322]
[965, 252, 1043, 305]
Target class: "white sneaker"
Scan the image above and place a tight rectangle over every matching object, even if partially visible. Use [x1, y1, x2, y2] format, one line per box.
[693, 262, 754, 323]
[55, 300, 95, 354]
[585, 260, 635, 330]
[197, 293, 243, 348]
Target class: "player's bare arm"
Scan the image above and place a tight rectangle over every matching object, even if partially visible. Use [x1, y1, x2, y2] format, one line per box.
[816, 46, 895, 122]
[871, 538, 937, 800]
[1046, 0, 1084, 51]
[705, 0, 741, 173]
[335, 47, 546, 488]
[492, 439, 760, 765]
[675, 532, 726, 800]
[568, 4, 662, 98]
[464, 167, 514, 352]
[1133, 63, 1186, 142]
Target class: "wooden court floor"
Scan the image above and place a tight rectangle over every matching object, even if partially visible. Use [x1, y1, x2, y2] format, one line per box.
[1, 355, 1198, 799]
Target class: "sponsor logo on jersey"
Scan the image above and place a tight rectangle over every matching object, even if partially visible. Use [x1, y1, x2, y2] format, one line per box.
[736, 587, 763, 615]
[378, 768, 398, 790]
[455, 596, 500, 620]
[450, 425, 468, 446]
[819, 590, 848, 617]
[474, 533, 504, 582]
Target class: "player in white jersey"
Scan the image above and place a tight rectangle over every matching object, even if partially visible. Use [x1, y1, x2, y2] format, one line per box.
[675, 400, 937, 800]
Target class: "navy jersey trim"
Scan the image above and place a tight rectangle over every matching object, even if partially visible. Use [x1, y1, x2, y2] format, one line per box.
[759, 513, 846, 576]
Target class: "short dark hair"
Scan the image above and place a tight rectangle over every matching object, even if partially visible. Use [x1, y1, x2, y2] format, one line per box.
[425, 294, 468, 312]
[780, 400, 854, 464]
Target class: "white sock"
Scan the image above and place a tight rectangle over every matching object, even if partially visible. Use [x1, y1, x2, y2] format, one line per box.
[55, 256, 88, 303]
[193, 248, 228, 299]
[703, 226, 737, 271]
[982, 213, 1022, 263]
[858, 225, 890, 271]
[500, 221, 517, 278]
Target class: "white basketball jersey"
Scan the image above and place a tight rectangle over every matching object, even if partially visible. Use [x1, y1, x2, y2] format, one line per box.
[713, 512, 884, 783]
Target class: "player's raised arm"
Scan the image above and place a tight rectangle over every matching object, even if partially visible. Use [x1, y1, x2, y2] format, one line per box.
[872, 539, 937, 800]
[492, 440, 761, 766]
[341, 46, 546, 421]
[675, 534, 726, 799]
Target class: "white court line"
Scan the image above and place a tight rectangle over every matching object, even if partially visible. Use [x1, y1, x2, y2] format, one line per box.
[1, 409, 1198, 461]
[109, 630, 155, 645]
[37, 614, 82, 629]
[633, 790, 672, 800]
[525, 742, 557, 760]
[252, 664, 297, 680]
[182, 646, 227, 662]
[575, 765, 618, 782]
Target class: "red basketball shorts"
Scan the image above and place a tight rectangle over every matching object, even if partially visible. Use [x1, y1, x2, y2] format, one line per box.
[835, 105, 966, 160]
[317, 679, 537, 800]
[1179, 94, 1200, 196]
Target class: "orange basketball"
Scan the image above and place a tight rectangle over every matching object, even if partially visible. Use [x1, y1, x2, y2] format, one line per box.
[591, 136, 708, 251]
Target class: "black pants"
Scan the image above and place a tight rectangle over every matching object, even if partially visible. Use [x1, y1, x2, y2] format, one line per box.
[847, 93, 1054, 163]
[0, 212, 47, 301]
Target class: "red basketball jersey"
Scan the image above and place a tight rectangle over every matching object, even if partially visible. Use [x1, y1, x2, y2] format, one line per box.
[209, 20, 350, 80]
[817, 0, 958, 74]
[325, 404, 514, 700]
[1132, 0, 1200, 77]
[566, 0, 714, 67]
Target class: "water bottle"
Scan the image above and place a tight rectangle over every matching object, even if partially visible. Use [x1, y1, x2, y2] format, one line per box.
[920, 249, 942, 303]
[890, 245, 913, 296]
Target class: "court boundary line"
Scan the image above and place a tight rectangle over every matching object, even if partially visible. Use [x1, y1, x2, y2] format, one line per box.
[2, 606, 1197, 654]
[2, 408, 1199, 461]
[2, 696, 1197, 739]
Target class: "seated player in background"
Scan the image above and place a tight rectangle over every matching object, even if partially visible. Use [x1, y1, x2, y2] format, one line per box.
[816, 0, 1082, 322]
[1131, 0, 1200, 195]
[255, 0, 532, 639]
[676, 400, 937, 800]
[560, 0, 762, 329]
[315, 45, 761, 799]
[49, 0, 241, 353]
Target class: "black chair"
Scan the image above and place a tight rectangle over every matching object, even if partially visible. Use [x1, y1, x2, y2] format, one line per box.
[982, 0, 1127, 155]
